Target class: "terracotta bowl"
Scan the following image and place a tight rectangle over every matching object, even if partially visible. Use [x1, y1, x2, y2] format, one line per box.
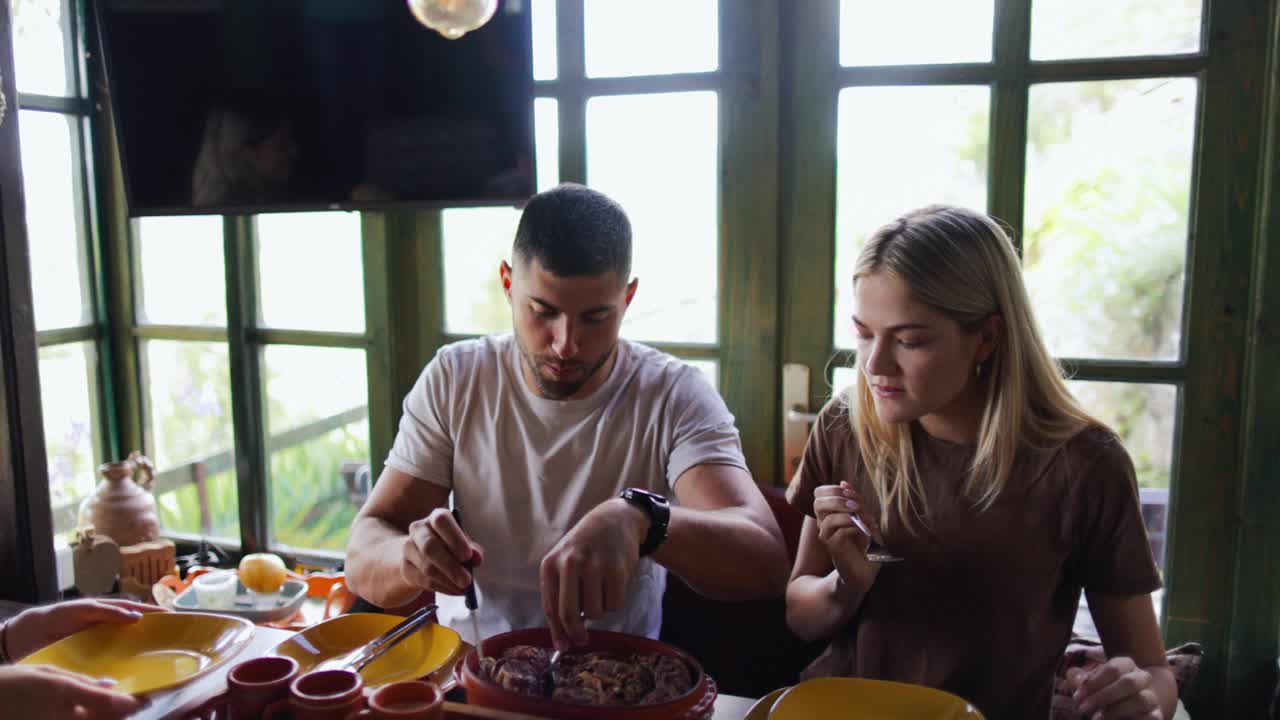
[456, 628, 717, 720]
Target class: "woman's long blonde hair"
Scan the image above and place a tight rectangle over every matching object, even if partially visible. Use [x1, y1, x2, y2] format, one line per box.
[849, 205, 1099, 533]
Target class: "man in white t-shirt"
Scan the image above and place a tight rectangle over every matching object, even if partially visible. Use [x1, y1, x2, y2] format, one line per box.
[345, 184, 788, 651]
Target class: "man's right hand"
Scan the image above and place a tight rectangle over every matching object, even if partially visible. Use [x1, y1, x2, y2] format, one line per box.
[400, 507, 486, 596]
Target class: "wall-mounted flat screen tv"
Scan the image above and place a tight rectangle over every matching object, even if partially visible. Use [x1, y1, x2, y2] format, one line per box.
[93, 0, 534, 216]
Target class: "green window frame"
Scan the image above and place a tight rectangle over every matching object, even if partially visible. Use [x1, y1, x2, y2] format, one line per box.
[4, 0, 1278, 712]
[22, 0, 117, 540]
[4, 0, 107, 601]
[779, 2, 1277, 714]
[430, 1, 784, 478]
[97, 212, 398, 563]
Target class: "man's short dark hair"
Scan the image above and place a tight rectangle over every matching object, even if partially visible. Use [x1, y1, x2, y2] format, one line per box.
[513, 183, 632, 282]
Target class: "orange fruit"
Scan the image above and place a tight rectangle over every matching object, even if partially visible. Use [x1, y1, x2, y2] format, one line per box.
[238, 552, 287, 593]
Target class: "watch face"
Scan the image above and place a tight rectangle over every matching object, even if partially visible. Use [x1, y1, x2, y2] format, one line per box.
[625, 488, 667, 506]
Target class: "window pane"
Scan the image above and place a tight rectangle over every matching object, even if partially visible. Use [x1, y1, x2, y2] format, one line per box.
[264, 346, 368, 553]
[1031, 0, 1202, 61]
[584, 0, 717, 78]
[684, 359, 718, 393]
[1070, 381, 1176, 493]
[534, 98, 559, 193]
[841, 0, 993, 66]
[39, 342, 100, 537]
[588, 92, 718, 344]
[143, 340, 238, 543]
[442, 99, 556, 335]
[1024, 78, 1195, 361]
[136, 216, 227, 326]
[532, 0, 557, 81]
[443, 208, 519, 336]
[257, 212, 364, 333]
[19, 110, 88, 330]
[832, 363, 858, 400]
[834, 86, 990, 349]
[10, 0, 73, 96]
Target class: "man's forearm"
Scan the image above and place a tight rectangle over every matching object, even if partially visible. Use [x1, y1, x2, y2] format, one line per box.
[345, 517, 422, 608]
[652, 505, 788, 601]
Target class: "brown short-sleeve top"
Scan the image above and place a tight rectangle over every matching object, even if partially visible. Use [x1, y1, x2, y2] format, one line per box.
[786, 395, 1162, 720]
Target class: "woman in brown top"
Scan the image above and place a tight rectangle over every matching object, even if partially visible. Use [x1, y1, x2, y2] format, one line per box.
[785, 205, 1176, 720]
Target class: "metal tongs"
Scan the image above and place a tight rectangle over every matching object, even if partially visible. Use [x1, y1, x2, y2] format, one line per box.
[319, 602, 439, 672]
[452, 509, 484, 663]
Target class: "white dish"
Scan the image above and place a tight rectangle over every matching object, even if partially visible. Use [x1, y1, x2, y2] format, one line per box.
[173, 577, 307, 623]
[191, 570, 237, 609]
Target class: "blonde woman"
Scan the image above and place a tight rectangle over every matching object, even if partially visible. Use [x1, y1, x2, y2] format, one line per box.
[785, 205, 1176, 719]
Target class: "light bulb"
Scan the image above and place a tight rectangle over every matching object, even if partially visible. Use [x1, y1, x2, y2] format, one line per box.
[407, 0, 499, 40]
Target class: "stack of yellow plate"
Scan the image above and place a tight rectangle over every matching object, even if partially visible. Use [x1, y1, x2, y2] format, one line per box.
[748, 677, 986, 719]
[18, 612, 254, 695]
[270, 612, 462, 688]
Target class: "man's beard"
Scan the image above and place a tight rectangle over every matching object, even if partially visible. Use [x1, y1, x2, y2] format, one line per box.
[516, 335, 615, 400]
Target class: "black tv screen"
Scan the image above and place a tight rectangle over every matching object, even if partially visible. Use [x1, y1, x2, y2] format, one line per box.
[94, 0, 534, 216]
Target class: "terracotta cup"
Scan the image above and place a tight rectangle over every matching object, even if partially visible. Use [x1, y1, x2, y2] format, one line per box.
[349, 681, 444, 720]
[263, 668, 365, 720]
[227, 656, 300, 720]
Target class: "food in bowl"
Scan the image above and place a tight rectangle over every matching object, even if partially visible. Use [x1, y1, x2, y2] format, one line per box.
[479, 645, 694, 706]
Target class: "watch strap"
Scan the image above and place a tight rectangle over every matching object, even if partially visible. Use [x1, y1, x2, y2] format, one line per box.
[620, 488, 670, 557]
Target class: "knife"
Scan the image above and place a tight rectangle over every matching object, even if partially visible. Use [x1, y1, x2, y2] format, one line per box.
[451, 508, 485, 661]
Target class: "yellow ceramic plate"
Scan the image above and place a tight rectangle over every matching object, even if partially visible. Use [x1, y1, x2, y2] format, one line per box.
[270, 613, 462, 688]
[19, 611, 254, 696]
[769, 677, 986, 719]
[744, 686, 789, 720]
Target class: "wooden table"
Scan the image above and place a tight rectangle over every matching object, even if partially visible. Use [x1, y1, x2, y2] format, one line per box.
[132, 626, 761, 719]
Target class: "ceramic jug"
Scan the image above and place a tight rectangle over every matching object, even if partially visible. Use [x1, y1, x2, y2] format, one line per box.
[78, 451, 160, 547]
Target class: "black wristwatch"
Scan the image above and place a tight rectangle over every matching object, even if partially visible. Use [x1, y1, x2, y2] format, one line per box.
[619, 488, 670, 557]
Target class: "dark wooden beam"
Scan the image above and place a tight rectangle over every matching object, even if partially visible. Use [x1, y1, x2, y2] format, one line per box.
[1221, 2, 1280, 713]
[778, 0, 839, 427]
[719, 0, 781, 485]
[1165, 0, 1275, 712]
[87, 9, 143, 461]
[988, 0, 1032, 245]
[225, 216, 268, 552]
[554, 0, 585, 185]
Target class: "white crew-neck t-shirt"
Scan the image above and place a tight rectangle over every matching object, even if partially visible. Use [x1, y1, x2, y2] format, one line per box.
[384, 334, 747, 644]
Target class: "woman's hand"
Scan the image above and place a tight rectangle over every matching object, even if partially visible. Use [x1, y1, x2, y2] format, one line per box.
[812, 482, 880, 589]
[5, 598, 163, 661]
[0, 664, 145, 719]
[1067, 655, 1163, 719]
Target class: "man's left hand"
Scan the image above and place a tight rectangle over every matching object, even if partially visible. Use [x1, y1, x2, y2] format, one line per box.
[6, 599, 164, 661]
[539, 498, 647, 651]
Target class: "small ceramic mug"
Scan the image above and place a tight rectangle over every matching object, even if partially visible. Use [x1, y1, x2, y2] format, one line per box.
[263, 668, 365, 720]
[226, 655, 300, 720]
[191, 570, 238, 609]
[351, 681, 444, 720]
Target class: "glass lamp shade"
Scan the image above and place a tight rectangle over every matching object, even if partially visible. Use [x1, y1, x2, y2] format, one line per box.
[407, 0, 500, 40]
